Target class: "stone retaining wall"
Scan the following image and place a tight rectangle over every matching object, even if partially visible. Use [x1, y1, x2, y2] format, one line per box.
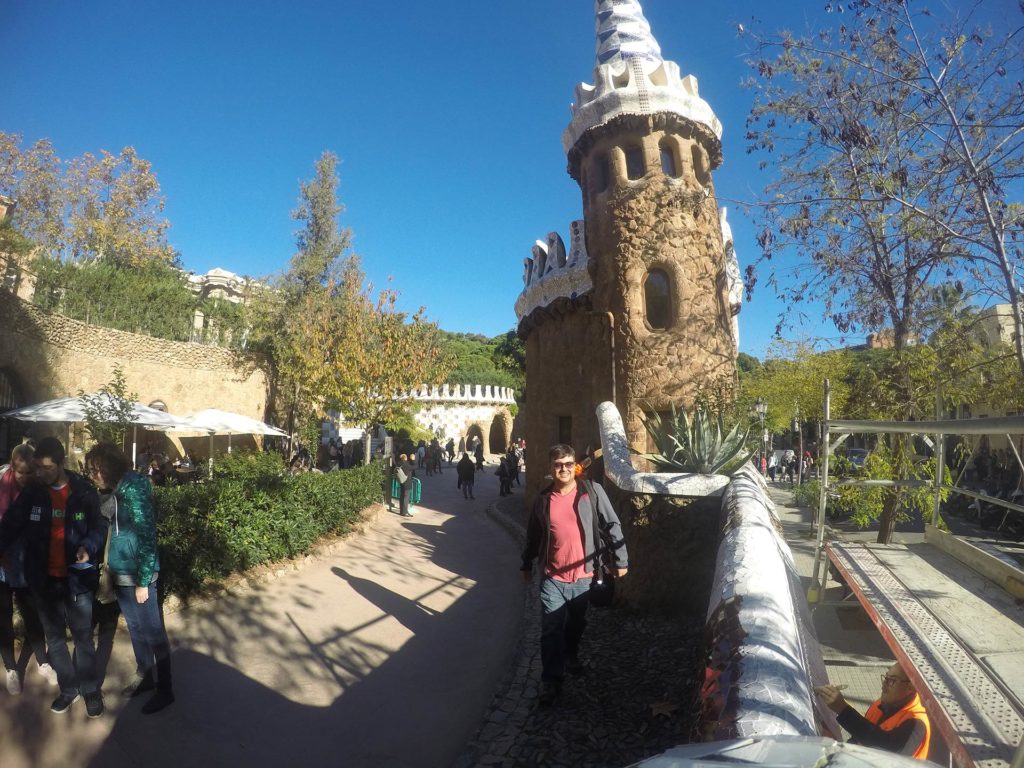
[0, 294, 266, 420]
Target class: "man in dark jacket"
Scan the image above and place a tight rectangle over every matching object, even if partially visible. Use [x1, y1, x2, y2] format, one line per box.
[520, 444, 628, 705]
[0, 437, 107, 717]
[456, 452, 475, 499]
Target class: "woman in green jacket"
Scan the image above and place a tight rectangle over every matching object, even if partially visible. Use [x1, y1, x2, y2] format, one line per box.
[85, 442, 174, 715]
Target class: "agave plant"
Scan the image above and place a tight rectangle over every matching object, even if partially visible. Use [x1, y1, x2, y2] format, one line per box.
[634, 403, 755, 475]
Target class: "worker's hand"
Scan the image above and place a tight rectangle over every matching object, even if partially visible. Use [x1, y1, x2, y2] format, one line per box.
[75, 547, 90, 564]
[135, 586, 150, 604]
[616, 568, 628, 579]
[815, 685, 848, 713]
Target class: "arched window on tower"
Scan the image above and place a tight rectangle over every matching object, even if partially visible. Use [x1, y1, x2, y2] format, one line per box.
[644, 269, 672, 330]
[591, 153, 610, 195]
[660, 140, 680, 178]
[625, 144, 645, 180]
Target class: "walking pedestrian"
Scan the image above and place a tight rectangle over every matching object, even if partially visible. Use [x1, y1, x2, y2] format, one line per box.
[520, 444, 628, 706]
[457, 453, 475, 500]
[84, 443, 175, 714]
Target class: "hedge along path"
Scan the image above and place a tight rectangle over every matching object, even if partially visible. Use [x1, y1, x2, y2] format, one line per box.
[0, 460, 524, 768]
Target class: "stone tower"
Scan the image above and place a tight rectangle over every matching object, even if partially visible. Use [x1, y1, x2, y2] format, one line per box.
[516, 0, 740, 497]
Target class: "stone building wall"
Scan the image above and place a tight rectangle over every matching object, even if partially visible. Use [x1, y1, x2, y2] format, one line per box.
[582, 118, 736, 452]
[522, 302, 614, 498]
[0, 294, 266, 420]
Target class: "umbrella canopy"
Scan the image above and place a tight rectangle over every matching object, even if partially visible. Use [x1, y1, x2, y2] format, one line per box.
[1, 394, 193, 430]
[177, 409, 287, 437]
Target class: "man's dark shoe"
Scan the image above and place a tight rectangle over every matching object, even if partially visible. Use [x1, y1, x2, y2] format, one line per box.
[84, 692, 104, 718]
[141, 689, 175, 714]
[122, 670, 156, 698]
[566, 655, 585, 675]
[50, 692, 79, 714]
[538, 682, 561, 707]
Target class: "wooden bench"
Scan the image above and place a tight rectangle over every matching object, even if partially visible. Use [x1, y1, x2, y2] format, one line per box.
[827, 541, 1024, 768]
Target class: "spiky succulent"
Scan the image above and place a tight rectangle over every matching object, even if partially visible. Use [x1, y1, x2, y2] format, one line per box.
[634, 403, 754, 475]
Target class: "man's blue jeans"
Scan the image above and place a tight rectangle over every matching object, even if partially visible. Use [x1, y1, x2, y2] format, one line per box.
[115, 583, 171, 676]
[539, 576, 590, 685]
[32, 578, 98, 695]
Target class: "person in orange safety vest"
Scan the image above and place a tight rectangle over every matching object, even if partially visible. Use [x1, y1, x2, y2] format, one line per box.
[816, 662, 930, 760]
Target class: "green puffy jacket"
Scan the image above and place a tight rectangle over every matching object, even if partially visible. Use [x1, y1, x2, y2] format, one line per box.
[106, 472, 160, 587]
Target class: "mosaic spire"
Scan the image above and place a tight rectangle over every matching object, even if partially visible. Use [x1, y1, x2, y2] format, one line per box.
[564, 0, 723, 156]
[595, 0, 663, 66]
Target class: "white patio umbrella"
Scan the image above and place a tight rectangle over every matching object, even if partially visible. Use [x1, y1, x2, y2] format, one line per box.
[1, 394, 199, 466]
[174, 408, 286, 465]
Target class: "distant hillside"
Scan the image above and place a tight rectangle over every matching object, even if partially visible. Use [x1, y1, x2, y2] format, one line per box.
[439, 329, 525, 400]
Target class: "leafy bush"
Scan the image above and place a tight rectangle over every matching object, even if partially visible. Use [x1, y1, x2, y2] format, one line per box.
[635, 404, 754, 475]
[156, 455, 384, 598]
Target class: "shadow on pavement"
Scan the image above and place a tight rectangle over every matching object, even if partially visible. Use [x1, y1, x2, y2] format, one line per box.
[2, 483, 524, 768]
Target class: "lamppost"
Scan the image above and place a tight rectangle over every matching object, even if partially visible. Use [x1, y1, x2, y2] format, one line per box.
[792, 405, 803, 485]
[754, 398, 768, 474]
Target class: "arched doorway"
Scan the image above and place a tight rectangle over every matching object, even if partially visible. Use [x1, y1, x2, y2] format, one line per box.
[489, 411, 512, 454]
[465, 424, 485, 454]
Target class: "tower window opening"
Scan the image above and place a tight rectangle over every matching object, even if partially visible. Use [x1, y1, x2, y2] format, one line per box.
[592, 154, 610, 194]
[660, 141, 680, 178]
[625, 145, 645, 180]
[557, 415, 573, 446]
[644, 269, 672, 330]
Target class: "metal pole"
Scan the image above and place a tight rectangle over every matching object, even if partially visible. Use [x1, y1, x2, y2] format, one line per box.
[798, 407, 804, 485]
[933, 386, 945, 528]
[809, 379, 831, 603]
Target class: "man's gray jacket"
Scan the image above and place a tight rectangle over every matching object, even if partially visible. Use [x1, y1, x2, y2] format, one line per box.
[521, 479, 628, 577]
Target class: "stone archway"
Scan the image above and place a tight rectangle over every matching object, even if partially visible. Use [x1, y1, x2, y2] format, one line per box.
[465, 423, 485, 453]
[488, 409, 513, 454]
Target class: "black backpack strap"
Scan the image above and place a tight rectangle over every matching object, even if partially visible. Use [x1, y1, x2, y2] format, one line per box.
[583, 479, 604, 578]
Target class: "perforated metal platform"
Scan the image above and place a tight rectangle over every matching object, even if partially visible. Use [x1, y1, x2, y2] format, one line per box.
[828, 542, 1024, 768]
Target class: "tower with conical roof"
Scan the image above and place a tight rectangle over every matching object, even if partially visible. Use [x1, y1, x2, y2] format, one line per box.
[515, 0, 740, 495]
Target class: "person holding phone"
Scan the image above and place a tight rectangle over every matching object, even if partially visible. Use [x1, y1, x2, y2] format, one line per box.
[0, 437, 106, 717]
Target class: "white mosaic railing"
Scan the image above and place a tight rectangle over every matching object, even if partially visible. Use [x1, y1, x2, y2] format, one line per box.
[595, 400, 730, 497]
[705, 465, 834, 740]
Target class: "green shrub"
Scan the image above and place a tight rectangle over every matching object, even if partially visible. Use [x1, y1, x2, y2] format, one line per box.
[156, 456, 385, 598]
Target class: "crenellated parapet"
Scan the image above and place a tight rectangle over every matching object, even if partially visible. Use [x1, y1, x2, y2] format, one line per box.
[514, 221, 592, 324]
[563, 0, 722, 159]
[405, 383, 517, 405]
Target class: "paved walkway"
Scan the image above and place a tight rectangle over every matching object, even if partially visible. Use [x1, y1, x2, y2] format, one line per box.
[767, 481, 957, 765]
[0, 460, 523, 768]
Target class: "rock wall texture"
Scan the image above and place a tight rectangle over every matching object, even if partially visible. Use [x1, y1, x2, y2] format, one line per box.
[0, 294, 267, 419]
[584, 122, 736, 451]
[606, 483, 721, 615]
[521, 299, 615, 499]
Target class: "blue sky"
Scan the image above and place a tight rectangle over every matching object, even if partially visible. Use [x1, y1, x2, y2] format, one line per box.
[3, 1, 1008, 357]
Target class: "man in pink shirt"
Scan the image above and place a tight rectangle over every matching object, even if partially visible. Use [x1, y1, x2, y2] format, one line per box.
[521, 444, 628, 705]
